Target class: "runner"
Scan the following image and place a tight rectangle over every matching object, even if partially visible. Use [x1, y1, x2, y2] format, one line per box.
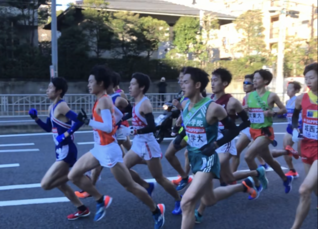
[68, 66, 165, 227]
[28, 77, 90, 220]
[231, 74, 268, 174]
[176, 67, 260, 229]
[291, 62, 318, 229]
[245, 69, 293, 196]
[166, 68, 192, 191]
[122, 72, 182, 215]
[194, 68, 268, 223]
[271, 81, 302, 178]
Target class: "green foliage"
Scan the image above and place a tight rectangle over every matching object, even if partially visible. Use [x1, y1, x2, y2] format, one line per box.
[234, 10, 266, 55]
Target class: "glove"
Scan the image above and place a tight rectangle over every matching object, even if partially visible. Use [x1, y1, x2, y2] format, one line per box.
[77, 108, 90, 125]
[29, 108, 38, 119]
[292, 129, 303, 143]
[129, 126, 137, 136]
[56, 134, 66, 144]
[200, 142, 217, 156]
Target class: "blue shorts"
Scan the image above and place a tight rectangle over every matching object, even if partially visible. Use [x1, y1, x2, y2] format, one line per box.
[55, 142, 77, 167]
[286, 123, 302, 135]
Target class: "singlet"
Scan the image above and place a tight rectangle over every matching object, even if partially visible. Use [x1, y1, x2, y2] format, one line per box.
[211, 94, 237, 123]
[115, 89, 123, 93]
[247, 91, 272, 129]
[50, 100, 74, 146]
[132, 96, 156, 141]
[182, 97, 218, 154]
[92, 95, 116, 145]
[286, 96, 301, 125]
[301, 92, 318, 142]
[242, 95, 247, 106]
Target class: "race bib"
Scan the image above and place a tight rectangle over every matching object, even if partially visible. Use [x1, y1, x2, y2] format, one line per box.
[286, 113, 292, 124]
[303, 123, 318, 140]
[186, 126, 207, 148]
[249, 108, 264, 124]
[52, 128, 59, 145]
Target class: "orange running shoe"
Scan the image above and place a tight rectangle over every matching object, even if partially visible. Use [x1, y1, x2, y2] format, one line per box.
[104, 195, 113, 208]
[285, 145, 299, 159]
[75, 190, 92, 199]
[172, 176, 182, 185]
[285, 170, 299, 178]
[242, 177, 259, 200]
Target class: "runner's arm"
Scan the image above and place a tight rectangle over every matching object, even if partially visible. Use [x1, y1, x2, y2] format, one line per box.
[136, 100, 156, 134]
[228, 97, 250, 130]
[292, 94, 303, 129]
[28, 107, 52, 132]
[272, 93, 287, 115]
[87, 97, 114, 133]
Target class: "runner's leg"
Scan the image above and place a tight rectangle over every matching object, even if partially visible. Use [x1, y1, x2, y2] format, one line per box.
[232, 133, 250, 172]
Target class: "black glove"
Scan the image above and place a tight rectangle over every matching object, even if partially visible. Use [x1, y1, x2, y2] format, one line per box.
[77, 108, 90, 125]
[200, 142, 217, 156]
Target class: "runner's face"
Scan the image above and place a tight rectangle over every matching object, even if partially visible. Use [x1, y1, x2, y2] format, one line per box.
[129, 78, 143, 97]
[46, 82, 59, 100]
[243, 78, 254, 93]
[253, 72, 266, 89]
[88, 74, 103, 95]
[182, 73, 197, 98]
[287, 84, 297, 97]
[305, 70, 317, 92]
[211, 74, 226, 93]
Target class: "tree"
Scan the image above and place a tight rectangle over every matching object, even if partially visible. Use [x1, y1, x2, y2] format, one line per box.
[173, 17, 200, 54]
[138, 16, 169, 58]
[81, 0, 112, 58]
[234, 10, 266, 56]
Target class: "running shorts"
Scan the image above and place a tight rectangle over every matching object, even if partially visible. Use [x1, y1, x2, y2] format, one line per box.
[90, 142, 123, 168]
[216, 130, 237, 155]
[116, 125, 130, 141]
[188, 151, 220, 178]
[240, 127, 252, 141]
[55, 142, 77, 167]
[131, 138, 162, 160]
[250, 126, 275, 141]
[301, 139, 318, 165]
[178, 126, 188, 142]
[286, 124, 302, 136]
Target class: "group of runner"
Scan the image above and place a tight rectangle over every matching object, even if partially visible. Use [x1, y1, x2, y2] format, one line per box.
[28, 62, 317, 229]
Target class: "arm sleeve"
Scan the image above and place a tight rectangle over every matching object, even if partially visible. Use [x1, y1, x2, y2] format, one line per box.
[236, 110, 251, 130]
[35, 117, 52, 132]
[65, 110, 84, 134]
[88, 109, 113, 133]
[216, 116, 241, 147]
[123, 102, 133, 113]
[136, 113, 156, 134]
[292, 108, 301, 129]
[122, 112, 132, 121]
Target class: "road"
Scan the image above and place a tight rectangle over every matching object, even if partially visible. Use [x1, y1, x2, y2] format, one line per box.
[0, 124, 316, 229]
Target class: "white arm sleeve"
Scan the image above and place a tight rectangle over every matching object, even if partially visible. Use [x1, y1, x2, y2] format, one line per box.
[88, 109, 113, 133]
[114, 106, 123, 124]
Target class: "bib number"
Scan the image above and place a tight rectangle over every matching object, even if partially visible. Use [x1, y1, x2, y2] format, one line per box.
[52, 128, 59, 145]
[249, 111, 264, 124]
[186, 127, 207, 148]
[303, 123, 318, 140]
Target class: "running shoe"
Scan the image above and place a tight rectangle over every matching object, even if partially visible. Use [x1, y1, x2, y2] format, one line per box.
[285, 170, 299, 178]
[194, 209, 203, 224]
[146, 182, 157, 197]
[242, 177, 259, 200]
[94, 195, 113, 222]
[75, 190, 92, 199]
[284, 176, 294, 194]
[285, 145, 299, 159]
[172, 196, 182, 215]
[259, 163, 269, 170]
[176, 177, 192, 191]
[172, 176, 182, 185]
[248, 184, 263, 200]
[67, 208, 90, 220]
[153, 204, 165, 229]
[256, 166, 268, 190]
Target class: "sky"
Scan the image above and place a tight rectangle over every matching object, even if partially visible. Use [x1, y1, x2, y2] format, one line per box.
[56, 0, 73, 11]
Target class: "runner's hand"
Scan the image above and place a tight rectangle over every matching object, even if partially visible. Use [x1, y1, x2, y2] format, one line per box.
[201, 142, 218, 156]
[56, 134, 66, 143]
[129, 126, 137, 135]
[263, 110, 274, 117]
[28, 108, 38, 119]
[77, 109, 89, 125]
[292, 128, 303, 143]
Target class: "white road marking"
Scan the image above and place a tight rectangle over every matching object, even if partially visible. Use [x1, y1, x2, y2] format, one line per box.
[0, 197, 69, 207]
[0, 143, 34, 147]
[0, 149, 39, 153]
[0, 163, 20, 169]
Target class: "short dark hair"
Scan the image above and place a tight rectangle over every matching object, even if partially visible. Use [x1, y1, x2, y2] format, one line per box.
[244, 74, 254, 81]
[183, 67, 209, 92]
[112, 72, 121, 87]
[212, 68, 232, 86]
[90, 65, 112, 89]
[289, 81, 301, 92]
[132, 72, 151, 94]
[304, 62, 318, 75]
[254, 69, 273, 85]
[51, 77, 68, 98]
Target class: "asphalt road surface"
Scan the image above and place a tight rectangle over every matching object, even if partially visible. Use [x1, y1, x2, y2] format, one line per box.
[0, 123, 317, 229]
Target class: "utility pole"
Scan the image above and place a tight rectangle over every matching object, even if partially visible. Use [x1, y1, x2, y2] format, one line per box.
[50, 0, 58, 79]
[276, 0, 288, 94]
[311, 4, 315, 39]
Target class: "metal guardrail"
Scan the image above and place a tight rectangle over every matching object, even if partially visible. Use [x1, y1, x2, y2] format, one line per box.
[0, 93, 286, 118]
